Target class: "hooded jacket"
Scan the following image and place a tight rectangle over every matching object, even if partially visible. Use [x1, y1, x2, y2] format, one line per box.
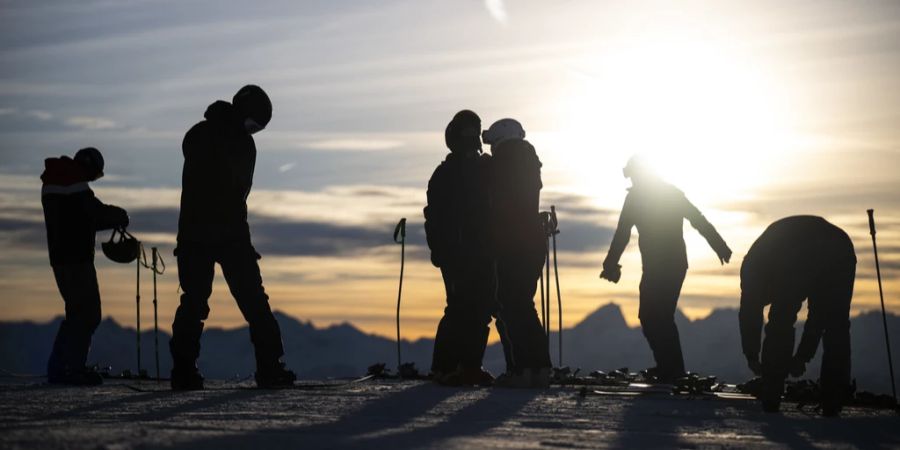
[739, 215, 856, 363]
[41, 156, 128, 265]
[604, 180, 729, 272]
[424, 152, 493, 267]
[489, 139, 545, 264]
[177, 101, 257, 245]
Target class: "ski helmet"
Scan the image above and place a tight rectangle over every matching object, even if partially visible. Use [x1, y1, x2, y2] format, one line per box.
[444, 110, 482, 153]
[101, 227, 140, 264]
[74, 147, 104, 179]
[482, 118, 525, 146]
[233, 85, 272, 131]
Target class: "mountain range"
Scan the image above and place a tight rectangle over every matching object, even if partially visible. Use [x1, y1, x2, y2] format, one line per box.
[1, 303, 898, 393]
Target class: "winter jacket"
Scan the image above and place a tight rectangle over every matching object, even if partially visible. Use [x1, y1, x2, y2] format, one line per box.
[739, 216, 856, 362]
[604, 181, 729, 272]
[489, 139, 545, 266]
[424, 152, 493, 267]
[41, 157, 128, 265]
[177, 101, 257, 245]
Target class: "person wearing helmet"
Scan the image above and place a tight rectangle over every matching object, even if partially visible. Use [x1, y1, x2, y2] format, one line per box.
[600, 155, 732, 382]
[740, 216, 856, 416]
[424, 110, 496, 386]
[40, 147, 129, 385]
[170, 85, 295, 390]
[483, 118, 552, 388]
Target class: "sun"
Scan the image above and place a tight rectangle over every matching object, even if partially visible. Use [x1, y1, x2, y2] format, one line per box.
[551, 34, 799, 208]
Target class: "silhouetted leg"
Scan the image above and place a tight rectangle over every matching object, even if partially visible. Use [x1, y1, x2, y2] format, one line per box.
[170, 248, 214, 369]
[432, 262, 494, 373]
[761, 294, 804, 409]
[496, 257, 551, 371]
[818, 260, 855, 413]
[432, 266, 463, 374]
[638, 266, 687, 379]
[47, 263, 102, 375]
[219, 243, 285, 369]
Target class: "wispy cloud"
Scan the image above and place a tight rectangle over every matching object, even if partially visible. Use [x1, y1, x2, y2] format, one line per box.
[64, 115, 117, 130]
[485, 0, 508, 25]
[304, 138, 404, 152]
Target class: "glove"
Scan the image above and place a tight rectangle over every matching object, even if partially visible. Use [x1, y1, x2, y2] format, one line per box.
[747, 358, 762, 376]
[789, 357, 806, 378]
[600, 263, 622, 284]
[716, 244, 732, 265]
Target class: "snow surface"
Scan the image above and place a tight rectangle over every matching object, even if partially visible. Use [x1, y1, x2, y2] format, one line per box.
[0, 378, 897, 449]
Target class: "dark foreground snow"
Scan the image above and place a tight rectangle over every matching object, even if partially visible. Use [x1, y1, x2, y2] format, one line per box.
[0, 378, 897, 449]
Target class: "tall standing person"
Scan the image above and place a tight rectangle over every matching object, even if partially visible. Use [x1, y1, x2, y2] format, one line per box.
[170, 85, 296, 390]
[485, 118, 552, 388]
[600, 156, 732, 382]
[41, 147, 129, 385]
[425, 110, 496, 386]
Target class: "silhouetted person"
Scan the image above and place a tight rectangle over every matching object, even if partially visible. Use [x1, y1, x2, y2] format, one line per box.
[601, 156, 731, 382]
[41, 147, 129, 385]
[425, 110, 495, 386]
[170, 85, 295, 390]
[485, 118, 552, 388]
[740, 216, 856, 416]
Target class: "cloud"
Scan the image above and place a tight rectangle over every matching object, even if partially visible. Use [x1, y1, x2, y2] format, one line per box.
[64, 116, 118, 130]
[485, 0, 508, 25]
[304, 138, 404, 151]
[278, 162, 296, 173]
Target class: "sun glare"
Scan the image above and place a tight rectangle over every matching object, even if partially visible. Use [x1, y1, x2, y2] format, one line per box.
[552, 33, 800, 208]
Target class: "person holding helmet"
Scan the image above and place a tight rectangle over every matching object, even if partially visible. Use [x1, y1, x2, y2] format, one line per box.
[484, 118, 552, 388]
[740, 216, 856, 416]
[41, 147, 129, 385]
[600, 155, 732, 382]
[170, 85, 296, 390]
[425, 110, 496, 386]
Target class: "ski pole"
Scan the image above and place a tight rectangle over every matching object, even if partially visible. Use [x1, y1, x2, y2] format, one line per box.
[150, 247, 166, 382]
[393, 218, 407, 373]
[868, 209, 896, 401]
[551, 206, 563, 368]
[135, 242, 142, 376]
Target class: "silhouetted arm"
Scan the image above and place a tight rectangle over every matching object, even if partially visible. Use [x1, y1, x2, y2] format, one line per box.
[423, 165, 448, 268]
[603, 193, 634, 269]
[795, 304, 824, 363]
[90, 196, 129, 231]
[682, 194, 731, 264]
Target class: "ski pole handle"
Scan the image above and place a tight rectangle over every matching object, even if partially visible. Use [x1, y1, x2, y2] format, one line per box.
[394, 218, 407, 243]
[868, 209, 876, 236]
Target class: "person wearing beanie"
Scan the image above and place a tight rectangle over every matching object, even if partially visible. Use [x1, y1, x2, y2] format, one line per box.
[425, 110, 496, 386]
[170, 85, 296, 390]
[41, 147, 129, 385]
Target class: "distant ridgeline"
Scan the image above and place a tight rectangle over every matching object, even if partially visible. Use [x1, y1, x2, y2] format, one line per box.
[1, 303, 897, 393]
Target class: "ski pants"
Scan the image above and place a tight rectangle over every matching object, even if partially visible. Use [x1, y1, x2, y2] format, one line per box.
[431, 260, 495, 374]
[170, 241, 285, 370]
[762, 261, 855, 401]
[495, 255, 551, 372]
[47, 262, 102, 376]
[638, 265, 688, 378]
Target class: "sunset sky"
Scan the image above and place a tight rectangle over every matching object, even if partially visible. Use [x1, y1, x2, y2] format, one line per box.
[1, 0, 898, 342]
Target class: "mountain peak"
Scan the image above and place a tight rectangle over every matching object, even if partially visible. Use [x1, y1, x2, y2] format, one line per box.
[575, 302, 628, 332]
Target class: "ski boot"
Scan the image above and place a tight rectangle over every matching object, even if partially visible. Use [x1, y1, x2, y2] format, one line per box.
[255, 361, 296, 388]
[495, 367, 551, 389]
[760, 376, 784, 413]
[171, 365, 204, 391]
[48, 366, 103, 386]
